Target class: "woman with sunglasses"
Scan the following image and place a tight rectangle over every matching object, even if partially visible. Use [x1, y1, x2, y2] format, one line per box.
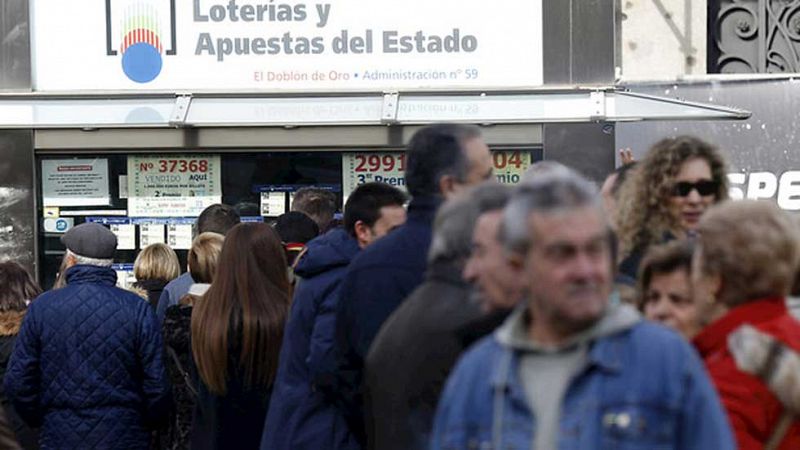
[616, 135, 729, 280]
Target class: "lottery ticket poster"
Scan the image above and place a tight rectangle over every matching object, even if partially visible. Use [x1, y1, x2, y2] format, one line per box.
[342, 150, 534, 199]
[127, 155, 221, 217]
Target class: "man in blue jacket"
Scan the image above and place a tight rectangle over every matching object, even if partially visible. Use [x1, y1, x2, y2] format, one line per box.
[261, 182, 407, 450]
[334, 123, 494, 446]
[430, 169, 735, 450]
[5, 223, 171, 449]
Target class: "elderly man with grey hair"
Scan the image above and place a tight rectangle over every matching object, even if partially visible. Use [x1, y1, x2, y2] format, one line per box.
[6, 222, 170, 449]
[430, 169, 735, 450]
[364, 182, 512, 450]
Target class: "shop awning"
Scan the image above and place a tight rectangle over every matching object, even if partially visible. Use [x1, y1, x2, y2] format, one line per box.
[0, 88, 750, 129]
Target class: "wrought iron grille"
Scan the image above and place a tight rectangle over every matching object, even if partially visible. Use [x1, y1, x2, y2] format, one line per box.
[709, 0, 800, 73]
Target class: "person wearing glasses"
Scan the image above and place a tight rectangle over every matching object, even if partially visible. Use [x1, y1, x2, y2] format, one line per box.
[615, 136, 729, 280]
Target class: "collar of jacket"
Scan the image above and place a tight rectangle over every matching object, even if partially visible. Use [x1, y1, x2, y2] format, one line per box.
[65, 264, 118, 286]
[133, 278, 168, 292]
[489, 317, 630, 395]
[486, 325, 630, 445]
[0, 310, 25, 336]
[425, 260, 468, 286]
[407, 195, 443, 225]
[693, 296, 787, 358]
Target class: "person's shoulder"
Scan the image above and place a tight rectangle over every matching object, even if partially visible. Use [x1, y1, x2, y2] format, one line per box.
[29, 288, 61, 307]
[110, 284, 153, 303]
[28, 286, 83, 314]
[628, 320, 686, 341]
[164, 303, 192, 320]
[451, 334, 502, 377]
[164, 272, 193, 292]
[756, 311, 800, 350]
[619, 321, 699, 369]
[347, 227, 427, 273]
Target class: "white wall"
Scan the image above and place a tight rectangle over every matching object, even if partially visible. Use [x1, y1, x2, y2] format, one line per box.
[619, 0, 707, 81]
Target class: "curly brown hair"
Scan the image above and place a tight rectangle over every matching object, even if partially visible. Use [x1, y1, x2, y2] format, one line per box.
[616, 136, 729, 258]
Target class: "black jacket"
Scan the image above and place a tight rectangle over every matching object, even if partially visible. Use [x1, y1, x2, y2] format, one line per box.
[135, 279, 169, 309]
[162, 304, 196, 450]
[364, 262, 508, 450]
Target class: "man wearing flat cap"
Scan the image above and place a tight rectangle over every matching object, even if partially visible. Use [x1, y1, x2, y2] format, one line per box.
[5, 222, 171, 449]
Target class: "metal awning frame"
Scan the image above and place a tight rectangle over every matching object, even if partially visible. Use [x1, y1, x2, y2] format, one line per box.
[0, 87, 751, 129]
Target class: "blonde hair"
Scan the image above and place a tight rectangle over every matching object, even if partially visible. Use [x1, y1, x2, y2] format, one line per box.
[134, 243, 180, 282]
[697, 200, 800, 307]
[188, 232, 224, 284]
[616, 136, 729, 258]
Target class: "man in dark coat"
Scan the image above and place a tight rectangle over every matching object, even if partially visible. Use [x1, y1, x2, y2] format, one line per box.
[334, 123, 494, 446]
[5, 223, 170, 449]
[261, 182, 407, 450]
[365, 182, 512, 450]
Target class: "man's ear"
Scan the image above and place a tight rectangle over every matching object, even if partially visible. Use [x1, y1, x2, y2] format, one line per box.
[438, 174, 457, 197]
[353, 220, 372, 246]
[709, 273, 723, 300]
[64, 253, 78, 269]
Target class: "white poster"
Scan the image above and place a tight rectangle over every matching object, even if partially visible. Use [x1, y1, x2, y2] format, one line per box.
[127, 154, 221, 217]
[139, 223, 166, 247]
[342, 150, 532, 197]
[167, 223, 194, 250]
[112, 264, 137, 290]
[260, 192, 287, 217]
[31, 0, 543, 91]
[42, 159, 110, 207]
[110, 223, 137, 250]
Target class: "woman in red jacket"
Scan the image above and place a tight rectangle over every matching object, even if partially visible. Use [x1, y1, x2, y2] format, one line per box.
[691, 200, 800, 450]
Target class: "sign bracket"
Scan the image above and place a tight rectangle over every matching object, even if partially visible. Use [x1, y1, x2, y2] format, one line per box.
[381, 92, 400, 125]
[169, 95, 192, 127]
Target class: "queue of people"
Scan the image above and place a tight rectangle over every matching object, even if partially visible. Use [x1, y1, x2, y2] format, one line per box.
[0, 124, 798, 449]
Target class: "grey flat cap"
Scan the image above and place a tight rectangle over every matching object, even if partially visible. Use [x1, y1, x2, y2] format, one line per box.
[61, 222, 117, 259]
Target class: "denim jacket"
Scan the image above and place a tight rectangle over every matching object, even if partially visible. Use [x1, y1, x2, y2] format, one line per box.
[430, 319, 735, 450]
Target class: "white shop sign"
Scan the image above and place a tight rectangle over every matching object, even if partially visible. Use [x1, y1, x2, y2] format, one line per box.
[31, 0, 543, 91]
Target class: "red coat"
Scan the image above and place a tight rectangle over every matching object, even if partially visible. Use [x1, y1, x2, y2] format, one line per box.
[693, 297, 800, 450]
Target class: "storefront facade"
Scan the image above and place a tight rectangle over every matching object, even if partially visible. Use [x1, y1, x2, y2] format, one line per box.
[0, 0, 746, 286]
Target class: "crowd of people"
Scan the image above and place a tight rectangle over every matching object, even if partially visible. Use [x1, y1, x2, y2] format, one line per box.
[0, 123, 798, 449]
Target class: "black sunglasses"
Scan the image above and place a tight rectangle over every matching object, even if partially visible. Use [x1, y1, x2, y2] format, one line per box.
[671, 180, 718, 197]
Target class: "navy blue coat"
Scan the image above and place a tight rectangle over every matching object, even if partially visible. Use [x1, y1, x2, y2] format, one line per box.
[4, 265, 171, 449]
[261, 228, 361, 450]
[334, 195, 440, 446]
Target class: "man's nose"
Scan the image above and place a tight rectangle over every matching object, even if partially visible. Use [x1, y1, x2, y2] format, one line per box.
[572, 253, 598, 279]
[463, 258, 478, 282]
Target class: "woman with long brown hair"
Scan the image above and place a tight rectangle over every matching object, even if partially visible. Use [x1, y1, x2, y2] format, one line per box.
[190, 223, 291, 449]
[0, 262, 41, 449]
